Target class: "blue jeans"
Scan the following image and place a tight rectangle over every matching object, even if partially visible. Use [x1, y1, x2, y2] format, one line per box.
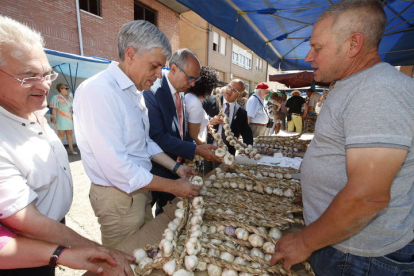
[310, 242, 414, 276]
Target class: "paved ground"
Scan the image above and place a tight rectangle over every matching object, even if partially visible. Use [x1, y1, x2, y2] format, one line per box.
[56, 148, 101, 276]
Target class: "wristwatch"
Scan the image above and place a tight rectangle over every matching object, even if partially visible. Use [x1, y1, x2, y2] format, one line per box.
[172, 162, 181, 175]
[49, 245, 69, 267]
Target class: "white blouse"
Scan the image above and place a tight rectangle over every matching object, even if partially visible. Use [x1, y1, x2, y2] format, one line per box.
[184, 93, 209, 142]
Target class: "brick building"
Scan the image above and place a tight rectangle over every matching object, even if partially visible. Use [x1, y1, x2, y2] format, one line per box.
[1, 0, 180, 61]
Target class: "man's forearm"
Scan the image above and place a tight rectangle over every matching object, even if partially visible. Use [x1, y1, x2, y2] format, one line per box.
[152, 152, 176, 172]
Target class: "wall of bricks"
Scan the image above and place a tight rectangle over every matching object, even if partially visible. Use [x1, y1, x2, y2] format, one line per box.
[1, 0, 179, 61]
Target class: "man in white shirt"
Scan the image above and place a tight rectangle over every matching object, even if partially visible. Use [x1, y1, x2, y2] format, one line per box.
[0, 16, 134, 276]
[74, 21, 200, 250]
[246, 82, 271, 137]
[305, 88, 322, 114]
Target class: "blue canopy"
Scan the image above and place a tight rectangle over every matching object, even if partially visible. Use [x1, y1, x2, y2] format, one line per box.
[175, 0, 414, 70]
[45, 49, 111, 92]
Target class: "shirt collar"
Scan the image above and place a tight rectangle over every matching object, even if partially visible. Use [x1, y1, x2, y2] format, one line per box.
[166, 73, 177, 95]
[108, 61, 136, 91]
[223, 97, 235, 108]
[0, 106, 48, 123]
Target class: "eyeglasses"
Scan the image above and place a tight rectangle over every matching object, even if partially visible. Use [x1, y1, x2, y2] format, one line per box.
[175, 64, 201, 84]
[226, 85, 240, 94]
[0, 68, 58, 87]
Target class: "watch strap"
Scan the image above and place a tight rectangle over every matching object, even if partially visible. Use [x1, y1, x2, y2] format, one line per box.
[172, 162, 181, 175]
[49, 245, 68, 267]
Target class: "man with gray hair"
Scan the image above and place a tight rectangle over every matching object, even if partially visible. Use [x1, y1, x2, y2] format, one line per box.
[246, 82, 271, 137]
[0, 15, 135, 276]
[270, 1, 414, 275]
[74, 21, 201, 250]
[144, 48, 221, 215]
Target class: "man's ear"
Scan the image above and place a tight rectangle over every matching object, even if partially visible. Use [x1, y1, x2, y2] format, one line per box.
[348, 33, 364, 58]
[124, 46, 136, 63]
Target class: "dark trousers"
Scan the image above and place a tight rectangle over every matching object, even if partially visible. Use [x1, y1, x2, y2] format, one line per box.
[151, 191, 175, 216]
[0, 218, 66, 276]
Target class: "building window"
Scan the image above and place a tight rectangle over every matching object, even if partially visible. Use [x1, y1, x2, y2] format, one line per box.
[213, 32, 219, 52]
[232, 52, 238, 63]
[134, 1, 157, 25]
[220, 36, 226, 55]
[80, 0, 101, 16]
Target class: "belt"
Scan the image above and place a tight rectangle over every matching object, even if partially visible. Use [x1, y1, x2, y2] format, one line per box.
[250, 123, 266, 126]
[291, 113, 301, 116]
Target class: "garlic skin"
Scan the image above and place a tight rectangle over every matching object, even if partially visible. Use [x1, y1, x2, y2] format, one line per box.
[184, 255, 198, 271]
[263, 242, 276, 254]
[222, 269, 238, 276]
[268, 228, 282, 240]
[163, 259, 176, 275]
[207, 264, 222, 276]
[130, 264, 137, 275]
[132, 248, 147, 263]
[248, 234, 264, 247]
[235, 228, 249, 241]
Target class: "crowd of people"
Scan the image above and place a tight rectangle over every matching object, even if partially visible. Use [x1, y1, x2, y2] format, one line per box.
[0, 0, 413, 275]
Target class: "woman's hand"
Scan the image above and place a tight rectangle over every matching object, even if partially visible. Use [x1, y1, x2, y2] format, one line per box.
[51, 117, 57, 125]
[176, 165, 197, 179]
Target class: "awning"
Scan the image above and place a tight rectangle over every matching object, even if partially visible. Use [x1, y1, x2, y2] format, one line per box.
[269, 71, 331, 88]
[175, 0, 414, 71]
[45, 49, 111, 93]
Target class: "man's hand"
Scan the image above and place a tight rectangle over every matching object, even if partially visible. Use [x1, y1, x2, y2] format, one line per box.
[107, 249, 135, 276]
[176, 165, 197, 179]
[269, 233, 312, 273]
[209, 115, 224, 125]
[195, 144, 221, 162]
[171, 178, 201, 198]
[59, 246, 117, 275]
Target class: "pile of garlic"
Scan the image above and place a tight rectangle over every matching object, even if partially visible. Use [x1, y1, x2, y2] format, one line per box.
[253, 136, 310, 157]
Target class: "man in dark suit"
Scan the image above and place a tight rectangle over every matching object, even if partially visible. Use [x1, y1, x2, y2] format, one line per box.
[143, 49, 220, 215]
[203, 79, 253, 161]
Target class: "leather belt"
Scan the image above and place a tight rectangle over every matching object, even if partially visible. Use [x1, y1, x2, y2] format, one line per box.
[249, 123, 266, 126]
[291, 113, 301, 116]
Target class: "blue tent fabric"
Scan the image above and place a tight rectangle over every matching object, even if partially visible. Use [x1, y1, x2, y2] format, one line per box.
[175, 0, 414, 70]
[44, 49, 111, 92]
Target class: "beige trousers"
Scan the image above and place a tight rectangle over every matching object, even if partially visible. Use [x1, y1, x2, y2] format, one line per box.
[89, 183, 153, 249]
[249, 124, 267, 137]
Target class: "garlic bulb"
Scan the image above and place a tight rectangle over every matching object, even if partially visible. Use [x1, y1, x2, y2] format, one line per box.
[208, 226, 217, 234]
[222, 269, 238, 276]
[234, 256, 247, 265]
[263, 242, 275, 254]
[163, 228, 174, 241]
[223, 153, 235, 166]
[163, 259, 176, 275]
[240, 273, 253, 276]
[284, 188, 294, 197]
[176, 201, 185, 209]
[133, 248, 147, 263]
[265, 186, 273, 194]
[248, 234, 264, 247]
[217, 225, 225, 234]
[268, 228, 282, 240]
[250, 248, 265, 259]
[192, 197, 204, 208]
[162, 240, 174, 257]
[147, 248, 158, 259]
[215, 148, 226, 158]
[257, 227, 267, 234]
[223, 241, 236, 249]
[193, 208, 205, 216]
[190, 230, 202, 238]
[184, 255, 198, 271]
[210, 239, 222, 244]
[272, 188, 283, 196]
[224, 226, 236, 237]
[230, 182, 238, 189]
[168, 221, 178, 231]
[265, 254, 272, 262]
[220, 252, 235, 262]
[235, 228, 249, 241]
[173, 269, 194, 276]
[207, 264, 222, 276]
[173, 217, 182, 226]
[201, 225, 209, 233]
[138, 257, 153, 275]
[190, 225, 201, 232]
[208, 248, 219, 257]
[175, 208, 185, 219]
[196, 261, 207, 271]
[190, 215, 203, 225]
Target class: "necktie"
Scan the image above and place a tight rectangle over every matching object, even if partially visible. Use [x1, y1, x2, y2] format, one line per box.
[175, 92, 184, 163]
[222, 103, 230, 137]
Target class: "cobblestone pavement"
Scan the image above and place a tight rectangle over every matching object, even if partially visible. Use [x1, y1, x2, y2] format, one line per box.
[56, 149, 101, 276]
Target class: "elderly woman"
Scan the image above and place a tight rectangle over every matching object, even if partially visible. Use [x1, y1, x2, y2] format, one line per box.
[185, 66, 221, 144]
[50, 83, 77, 155]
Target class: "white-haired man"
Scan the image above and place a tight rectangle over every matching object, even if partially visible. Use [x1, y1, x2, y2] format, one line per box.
[270, 1, 414, 275]
[74, 21, 200, 251]
[246, 82, 271, 137]
[0, 16, 134, 276]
